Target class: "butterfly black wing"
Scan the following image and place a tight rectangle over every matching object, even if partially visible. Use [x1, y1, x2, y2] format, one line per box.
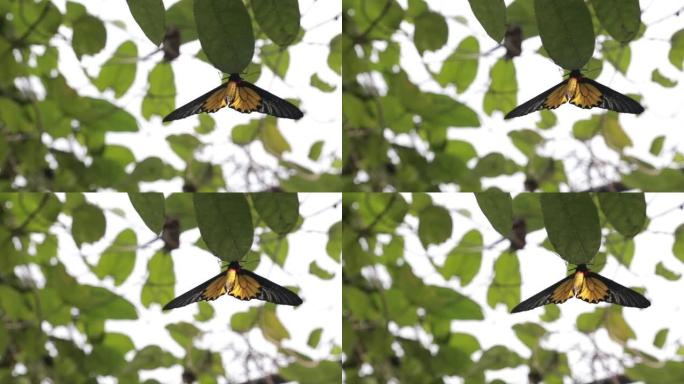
[579, 77, 644, 114]
[511, 273, 575, 313]
[162, 271, 227, 310]
[237, 268, 303, 306]
[504, 79, 569, 119]
[162, 83, 228, 122]
[240, 81, 304, 120]
[588, 272, 650, 308]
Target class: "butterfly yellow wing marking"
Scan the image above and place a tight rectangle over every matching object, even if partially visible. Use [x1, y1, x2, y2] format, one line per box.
[199, 273, 229, 301]
[570, 82, 603, 109]
[548, 277, 576, 304]
[576, 274, 610, 304]
[201, 85, 229, 113]
[226, 81, 263, 113]
[542, 82, 571, 109]
[227, 268, 262, 300]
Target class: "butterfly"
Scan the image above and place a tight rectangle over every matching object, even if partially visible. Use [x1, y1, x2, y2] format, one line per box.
[163, 73, 303, 122]
[511, 264, 650, 313]
[504, 69, 644, 119]
[163, 261, 303, 310]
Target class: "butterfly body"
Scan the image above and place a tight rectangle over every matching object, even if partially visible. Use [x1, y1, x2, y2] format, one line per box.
[163, 261, 302, 310]
[163, 74, 303, 121]
[505, 70, 644, 119]
[511, 264, 650, 313]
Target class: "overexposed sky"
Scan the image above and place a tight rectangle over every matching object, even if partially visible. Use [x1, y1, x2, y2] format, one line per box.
[48, 0, 341, 191]
[385, 193, 684, 383]
[380, 0, 684, 191]
[43, 193, 341, 383]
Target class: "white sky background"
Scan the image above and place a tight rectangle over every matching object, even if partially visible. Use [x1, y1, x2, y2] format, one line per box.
[49, 0, 341, 191]
[377, 193, 684, 383]
[45, 193, 341, 383]
[377, 0, 684, 191]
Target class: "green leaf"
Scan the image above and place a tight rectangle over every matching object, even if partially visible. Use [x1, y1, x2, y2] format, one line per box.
[326, 221, 342, 262]
[231, 119, 260, 145]
[93, 41, 138, 97]
[193, 194, 253, 262]
[93, 229, 137, 286]
[422, 286, 483, 320]
[439, 230, 483, 286]
[605, 307, 635, 342]
[601, 114, 632, 151]
[167, 134, 201, 162]
[72, 14, 107, 58]
[308, 140, 324, 161]
[535, 0, 595, 69]
[72, 203, 106, 247]
[475, 192, 513, 236]
[671, 224, 684, 264]
[602, 39, 631, 74]
[484, 58, 517, 116]
[261, 44, 290, 78]
[141, 251, 175, 308]
[307, 328, 323, 348]
[650, 135, 665, 156]
[252, 0, 300, 47]
[260, 306, 290, 342]
[356, 193, 408, 234]
[513, 322, 547, 349]
[655, 262, 680, 281]
[468, 0, 507, 42]
[310, 73, 336, 93]
[131, 345, 176, 370]
[487, 251, 520, 310]
[143, 63, 175, 120]
[413, 11, 448, 54]
[251, 193, 299, 235]
[79, 286, 138, 320]
[508, 129, 544, 158]
[540, 193, 600, 264]
[669, 29, 684, 70]
[166, 0, 197, 43]
[653, 328, 669, 348]
[328, 34, 341, 75]
[651, 69, 677, 88]
[166, 322, 200, 351]
[435, 36, 479, 93]
[126, 0, 166, 45]
[231, 307, 258, 332]
[597, 193, 645, 237]
[194, 0, 254, 73]
[417, 205, 452, 248]
[590, 0, 640, 43]
[260, 119, 291, 156]
[128, 193, 166, 234]
[309, 261, 334, 280]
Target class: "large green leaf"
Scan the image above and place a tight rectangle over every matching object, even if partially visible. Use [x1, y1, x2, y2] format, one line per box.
[540, 193, 600, 264]
[128, 193, 165, 234]
[252, 0, 300, 47]
[194, 0, 254, 73]
[535, 0, 594, 69]
[193, 194, 254, 262]
[71, 203, 106, 247]
[468, 0, 507, 42]
[126, 0, 166, 45]
[597, 193, 646, 238]
[251, 193, 299, 235]
[591, 0, 640, 43]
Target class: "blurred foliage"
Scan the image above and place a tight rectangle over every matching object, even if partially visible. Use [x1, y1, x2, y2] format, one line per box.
[0, 0, 340, 191]
[342, 0, 684, 192]
[343, 192, 681, 382]
[0, 192, 341, 383]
